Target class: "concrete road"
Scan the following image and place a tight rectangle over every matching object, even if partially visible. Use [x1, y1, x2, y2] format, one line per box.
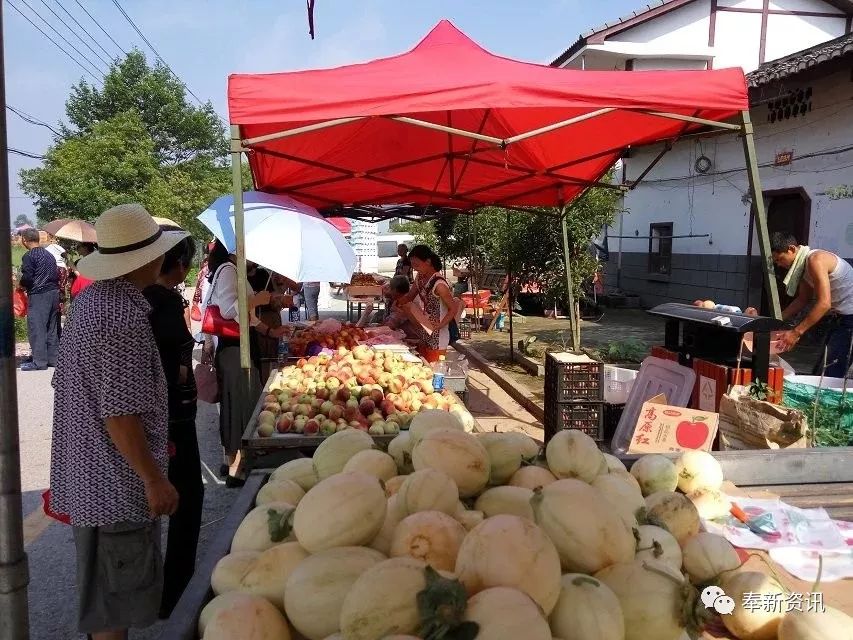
[16, 361, 236, 640]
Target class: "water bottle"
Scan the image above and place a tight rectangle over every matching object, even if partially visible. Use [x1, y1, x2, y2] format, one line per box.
[431, 356, 446, 391]
[714, 304, 742, 314]
[277, 334, 290, 365]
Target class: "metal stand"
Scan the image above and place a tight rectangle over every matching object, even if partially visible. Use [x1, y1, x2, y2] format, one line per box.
[0, 5, 31, 636]
[560, 204, 580, 351]
[230, 126, 252, 377]
[740, 110, 781, 320]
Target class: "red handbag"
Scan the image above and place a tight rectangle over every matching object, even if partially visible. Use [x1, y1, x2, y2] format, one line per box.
[13, 289, 27, 317]
[201, 304, 240, 338]
[201, 264, 241, 338]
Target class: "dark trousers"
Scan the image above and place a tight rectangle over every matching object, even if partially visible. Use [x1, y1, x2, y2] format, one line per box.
[817, 314, 853, 378]
[27, 289, 59, 368]
[159, 416, 204, 618]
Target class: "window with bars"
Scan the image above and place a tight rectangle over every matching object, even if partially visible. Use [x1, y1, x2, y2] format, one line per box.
[649, 222, 673, 275]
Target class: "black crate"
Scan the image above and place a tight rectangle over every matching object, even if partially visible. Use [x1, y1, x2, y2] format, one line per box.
[544, 399, 605, 444]
[545, 352, 604, 402]
[603, 403, 625, 446]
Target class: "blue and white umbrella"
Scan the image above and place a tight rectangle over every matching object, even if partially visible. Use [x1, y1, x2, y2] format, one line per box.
[197, 191, 356, 282]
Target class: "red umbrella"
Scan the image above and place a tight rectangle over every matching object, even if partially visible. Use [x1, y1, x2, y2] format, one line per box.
[228, 20, 747, 211]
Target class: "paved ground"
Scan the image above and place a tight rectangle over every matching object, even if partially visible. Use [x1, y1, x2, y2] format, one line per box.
[467, 308, 822, 405]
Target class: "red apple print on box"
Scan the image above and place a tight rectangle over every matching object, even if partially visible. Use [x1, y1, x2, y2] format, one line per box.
[676, 416, 710, 448]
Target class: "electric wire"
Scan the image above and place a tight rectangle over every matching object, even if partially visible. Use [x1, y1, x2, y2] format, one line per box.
[6, 0, 103, 82]
[6, 105, 61, 136]
[41, 0, 113, 67]
[109, 0, 207, 107]
[73, 0, 128, 56]
[8, 147, 47, 160]
[15, 0, 108, 78]
[55, 0, 117, 61]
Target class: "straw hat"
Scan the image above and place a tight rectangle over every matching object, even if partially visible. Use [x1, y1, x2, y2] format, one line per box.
[78, 204, 189, 281]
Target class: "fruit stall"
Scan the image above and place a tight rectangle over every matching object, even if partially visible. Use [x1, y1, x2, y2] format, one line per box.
[241, 337, 476, 470]
[158, 434, 853, 640]
[346, 273, 386, 322]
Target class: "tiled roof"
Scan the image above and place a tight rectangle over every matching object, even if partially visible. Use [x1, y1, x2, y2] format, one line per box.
[747, 32, 853, 87]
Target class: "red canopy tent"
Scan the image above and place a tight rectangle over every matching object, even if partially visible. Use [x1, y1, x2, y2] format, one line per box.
[224, 19, 779, 366]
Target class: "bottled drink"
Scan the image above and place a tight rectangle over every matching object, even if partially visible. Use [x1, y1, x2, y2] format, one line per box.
[278, 334, 290, 365]
[714, 304, 742, 314]
[432, 355, 446, 390]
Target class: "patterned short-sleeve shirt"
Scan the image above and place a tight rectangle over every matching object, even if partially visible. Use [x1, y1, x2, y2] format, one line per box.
[50, 277, 168, 527]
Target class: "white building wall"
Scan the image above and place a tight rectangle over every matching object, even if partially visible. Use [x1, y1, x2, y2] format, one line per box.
[610, 0, 712, 46]
[713, 11, 764, 70]
[611, 70, 853, 306]
[567, 0, 847, 73]
[764, 14, 847, 61]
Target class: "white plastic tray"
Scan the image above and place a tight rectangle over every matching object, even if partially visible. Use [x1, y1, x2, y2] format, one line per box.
[609, 356, 697, 454]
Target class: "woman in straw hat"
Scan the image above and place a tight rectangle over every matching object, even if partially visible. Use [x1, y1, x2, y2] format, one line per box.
[49, 204, 187, 638]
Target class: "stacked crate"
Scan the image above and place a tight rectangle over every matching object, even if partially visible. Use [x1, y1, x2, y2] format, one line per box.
[544, 352, 605, 448]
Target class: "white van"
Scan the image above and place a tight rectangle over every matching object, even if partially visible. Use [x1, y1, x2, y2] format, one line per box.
[376, 232, 414, 276]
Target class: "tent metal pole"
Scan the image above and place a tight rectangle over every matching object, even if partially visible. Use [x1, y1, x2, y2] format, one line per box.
[560, 205, 580, 352]
[503, 108, 617, 145]
[389, 116, 504, 146]
[740, 110, 781, 321]
[242, 116, 367, 146]
[633, 110, 742, 131]
[0, 2, 31, 634]
[231, 126, 252, 373]
[507, 210, 514, 365]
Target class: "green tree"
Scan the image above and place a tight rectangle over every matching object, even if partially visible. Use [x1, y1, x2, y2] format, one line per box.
[415, 184, 620, 345]
[13, 214, 34, 228]
[20, 50, 240, 238]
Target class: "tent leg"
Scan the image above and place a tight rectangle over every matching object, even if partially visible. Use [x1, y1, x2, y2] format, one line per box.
[740, 110, 781, 320]
[231, 126, 251, 374]
[507, 212, 514, 364]
[0, 4, 31, 635]
[560, 205, 580, 352]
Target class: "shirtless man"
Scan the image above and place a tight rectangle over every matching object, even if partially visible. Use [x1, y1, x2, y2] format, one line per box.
[771, 232, 853, 377]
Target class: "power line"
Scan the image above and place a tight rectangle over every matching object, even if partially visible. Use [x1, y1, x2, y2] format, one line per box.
[38, 0, 113, 68]
[14, 0, 107, 78]
[73, 0, 127, 57]
[8, 147, 46, 160]
[6, 105, 61, 136]
[55, 0, 117, 62]
[109, 0, 207, 107]
[6, 0, 102, 83]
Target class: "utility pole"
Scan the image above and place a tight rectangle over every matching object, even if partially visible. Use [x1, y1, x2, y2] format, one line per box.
[0, 3, 32, 638]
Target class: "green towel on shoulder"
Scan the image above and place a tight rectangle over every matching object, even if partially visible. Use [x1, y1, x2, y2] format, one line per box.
[782, 245, 810, 297]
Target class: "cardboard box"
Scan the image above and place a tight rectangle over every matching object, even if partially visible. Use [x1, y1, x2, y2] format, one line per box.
[627, 398, 719, 454]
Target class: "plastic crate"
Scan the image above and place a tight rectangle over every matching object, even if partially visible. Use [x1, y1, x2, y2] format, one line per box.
[603, 403, 625, 445]
[603, 366, 638, 404]
[545, 352, 604, 402]
[458, 318, 472, 340]
[543, 400, 605, 444]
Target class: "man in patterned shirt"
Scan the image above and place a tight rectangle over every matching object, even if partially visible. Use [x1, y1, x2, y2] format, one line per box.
[50, 204, 188, 640]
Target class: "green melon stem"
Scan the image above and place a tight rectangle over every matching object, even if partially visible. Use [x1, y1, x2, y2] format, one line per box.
[266, 507, 295, 542]
[417, 566, 477, 640]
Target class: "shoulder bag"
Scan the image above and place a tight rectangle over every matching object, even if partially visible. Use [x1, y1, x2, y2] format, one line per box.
[201, 263, 241, 339]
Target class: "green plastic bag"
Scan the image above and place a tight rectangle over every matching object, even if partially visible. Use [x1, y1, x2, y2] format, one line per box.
[783, 380, 853, 447]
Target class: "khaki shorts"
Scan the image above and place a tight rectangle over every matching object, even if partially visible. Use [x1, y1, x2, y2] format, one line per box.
[73, 520, 163, 634]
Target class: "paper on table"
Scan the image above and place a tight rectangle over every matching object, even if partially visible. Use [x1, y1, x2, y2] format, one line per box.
[702, 494, 853, 582]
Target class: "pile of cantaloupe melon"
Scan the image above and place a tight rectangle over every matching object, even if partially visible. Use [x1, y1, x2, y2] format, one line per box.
[201, 410, 853, 640]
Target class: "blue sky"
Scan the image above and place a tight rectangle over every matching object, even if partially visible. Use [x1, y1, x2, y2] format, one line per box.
[5, 0, 641, 221]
